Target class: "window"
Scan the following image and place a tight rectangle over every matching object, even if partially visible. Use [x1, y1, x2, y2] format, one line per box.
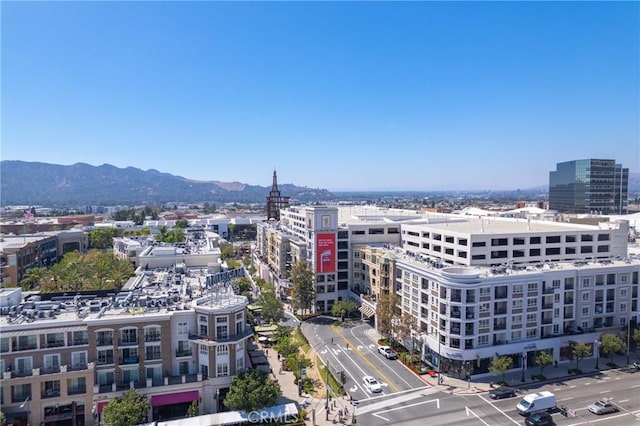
[552, 280, 561, 289]
[530, 237, 541, 244]
[621, 303, 627, 313]
[478, 319, 489, 329]
[121, 328, 137, 344]
[526, 329, 537, 338]
[178, 322, 189, 335]
[527, 298, 537, 307]
[43, 354, 60, 372]
[546, 236, 561, 244]
[511, 330, 522, 341]
[491, 238, 508, 246]
[97, 350, 113, 365]
[236, 356, 245, 372]
[554, 294, 560, 303]
[512, 315, 522, 324]
[16, 357, 33, 374]
[479, 288, 490, 297]
[479, 303, 490, 313]
[513, 238, 525, 245]
[179, 361, 189, 375]
[566, 235, 576, 243]
[472, 254, 486, 260]
[201, 365, 209, 378]
[478, 335, 489, 346]
[71, 352, 87, 369]
[581, 246, 593, 254]
[526, 313, 536, 322]
[597, 234, 610, 241]
[582, 278, 590, 288]
[145, 346, 161, 360]
[581, 235, 593, 242]
[582, 307, 589, 316]
[620, 288, 628, 298]
[513, 284, 523, 295]
[200, 344, 208, 355]
[529, 248, 541, 256]
[217, 345, 229, 355]
[512, 300, 523, 309]
[582, 292, 590, 302]
[527, 283, 538, 292]
[472, 241, 486, 247]
[217, 362, 229, 377]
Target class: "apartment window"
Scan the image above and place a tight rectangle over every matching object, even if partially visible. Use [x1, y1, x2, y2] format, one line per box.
[179, 361, 189, 375]
[581, 246, 593, 254]
[178, 322, 189, 335]
[16, 357, 33, 374]
[529, 248, 541, 257]
[43, 354, 60, 372]
[581, 235, 593, 242]
[67, 377, 86, 395]
[479, 288, 490, 297]
[236, 356, 245, 372]
[527, 298, 537, 307]
[491, 238, 508, 246]
[566, 247, 576, 254]
[511, 330, 522, 341]
[459, 251, 467, 258]
[479, 303, 490, 313]
[121, 328, 138, 344]
[554, 294, 560, 303]
[546, 247, 561, 255]
[513, 284, 523, 295]
[71, 351, 87, 369]
[582, 278, 590, 288]
[145, 346, 161, 361]
[445, 248, 454, 255]
[554, 308, 560, 318]
[566, 235, 576, 243]
[478, 319, 489, 329]
[552, 280, 561, 289]
[597, 234, 610, 241]
[458, 238, 467, 246]
[512, 315, 522, 324]
[526, 313, 536, 322]
[581, 307, 589, 316]
[546, 236, 561, 244]
[491, 250, 508, 259]
[621, 303, 627, 313]
[97, 350, 113, 365]
[597, 245, 609, 253]
[530, 237, 541, 244]
[527, 283, 538, 292]
[513, 250, 525, 257]
[201, 365, 209, 378]
[472, 254, 486, 260]
[582, 292, 590, 302]
[472, 241, 486, 247]
[97, 371, 114, 386]
[513, 238, 525, 245]
[217, 344, 229, 355]
[445, 236, 455, 243]
[512, 300, 523, 309]
[216, 323, 229, 340]
[621, 275, 629, 284]
[217, 362, 229, 377]
[526, 329, 537, 338]
[620, 288, 628, 298]
[478, 335, 489, 346]
[200, 345, 208, 355]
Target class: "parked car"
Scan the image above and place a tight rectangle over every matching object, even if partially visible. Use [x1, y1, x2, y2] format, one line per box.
[489, 386, 517, 400]
[524, 411, 554, 426]
[377, 345, 398, 360]
[588, 400, 618, 415]
[363, 375, 382, 393]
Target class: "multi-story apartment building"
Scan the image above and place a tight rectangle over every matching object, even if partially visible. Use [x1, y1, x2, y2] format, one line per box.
[392, 252, 639, 380]
[0, 269, 252, 425]
[549, 158, 629, 215]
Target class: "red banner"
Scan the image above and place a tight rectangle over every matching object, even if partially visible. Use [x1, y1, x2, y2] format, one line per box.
[316, 233, 336, 273]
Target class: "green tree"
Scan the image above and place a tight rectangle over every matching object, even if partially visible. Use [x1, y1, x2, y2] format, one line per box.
[19, 266, 47, 290]
[600, 334, 625, 362]
[0, 409, 6, 426]
[272, 325, 292, 344]
[331, 299, 357, 322]
[376, 291, 398, 342]
[290, 261, 315, 316]
[633, 328, 640, 349]
[187, 401, 199, 417]
[89, 228, 118, 249]
[224, 369, 281, 412]
[260, 289, 284, 324]
[286, 353, 312, 378]
[101, 389, 150, 426]
[175, 219, 189, 228]
[571, 342, 592, 369]
[274, 337, 298, 359]
[534, 351, 554, 376]
[489, 356, 514, 382]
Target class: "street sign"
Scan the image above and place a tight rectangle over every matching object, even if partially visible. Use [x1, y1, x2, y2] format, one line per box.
[301, 368, 307, 379]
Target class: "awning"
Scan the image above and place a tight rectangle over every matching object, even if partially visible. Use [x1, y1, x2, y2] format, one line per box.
[359, 305, 375, 318]
[4, 411, 27, 420]
[96, 401, 109, 414]
[151, 390, 199, 407]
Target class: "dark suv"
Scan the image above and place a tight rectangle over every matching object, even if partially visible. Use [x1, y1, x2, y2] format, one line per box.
[525, 411, 553, 426]
[489, 386, 516, 399]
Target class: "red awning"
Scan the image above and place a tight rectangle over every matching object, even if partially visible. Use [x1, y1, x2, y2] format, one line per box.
[96, 401, 109, 414]
[151, 390, 199, 407]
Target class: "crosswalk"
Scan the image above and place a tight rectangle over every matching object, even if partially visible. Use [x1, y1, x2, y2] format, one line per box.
[354, 386, 438, 416]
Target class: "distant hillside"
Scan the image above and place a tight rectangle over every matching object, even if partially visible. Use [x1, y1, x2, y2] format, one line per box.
[0, 161, 334, 206]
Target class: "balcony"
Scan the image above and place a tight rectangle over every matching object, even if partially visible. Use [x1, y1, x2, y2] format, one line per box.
[70, 338, 89, 346]
[145, 354, 162, 361]
[119, 339, 138, 347]
[144, 333, 161, 342]
[542, 304, 553, 310]
[176, 349, 192, 357]
[41, 389, 61, 399]
[189, 326, 254, 344]
[564, 298, 574, 305]
[42, 366, 61, 374]
[96, 358, 114, 366]
[68, 386, 86, 395]
[119, 356, 139, 365]
[44, 340, 65, 348]
[12, 394, 31, 403]
[14, 344, 37, 351]
[69, 363, 88, 372]
[96, 338, 113, 346]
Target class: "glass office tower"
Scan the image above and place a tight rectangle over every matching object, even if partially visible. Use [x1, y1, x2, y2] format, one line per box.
[549, 159, 628, 214]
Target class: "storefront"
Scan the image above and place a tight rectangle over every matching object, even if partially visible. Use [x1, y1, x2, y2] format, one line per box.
[151, 390, 199, 421]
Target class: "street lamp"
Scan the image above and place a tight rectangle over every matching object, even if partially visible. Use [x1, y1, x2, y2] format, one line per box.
[215, 388, 220, 413]
[595, 340, 600, 370]
[20, 396, 30, 425]
[521, 352, 527, 382]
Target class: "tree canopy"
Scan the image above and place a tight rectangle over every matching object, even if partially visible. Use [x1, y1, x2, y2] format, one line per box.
[290, 261, 315, 315]
[260, 289, 284, 324]
[489, 356, 514, 381]
[331, 299, 357, 321]
[571, 342, 592, 369]
[600, 334, 625, 361]
[102, 390, 150, 426]
[534, 351, 554, 375]
[224, 369, 281, 412]
[376, 291, 398, 340]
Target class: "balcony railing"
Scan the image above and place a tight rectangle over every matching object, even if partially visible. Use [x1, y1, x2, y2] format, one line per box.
[68, 386, 86, 395]
[189, 326, 253, 343]
[70, 339, 89, 346]
[41, 389, 61, 399]
[96, 338, 113, 346]
[176, 349, 192, 357]
[12, 394, 31, 403]
[42, 366, 60, 374]
[144, 333, 161, 342]
[145, 354, 162, 361]
[96, 358, 114, 366]
[119, 339, 138, 347]
[14, 344, 37, 351]
[45, 340, 65, 348]
[119, 356, 139, 365]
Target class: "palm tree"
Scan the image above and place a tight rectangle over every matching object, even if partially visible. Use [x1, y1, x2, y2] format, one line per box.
[19, 267, 47, 290]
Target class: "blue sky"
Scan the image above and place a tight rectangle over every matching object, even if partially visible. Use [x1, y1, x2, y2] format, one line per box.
[2, 1, 638, 191]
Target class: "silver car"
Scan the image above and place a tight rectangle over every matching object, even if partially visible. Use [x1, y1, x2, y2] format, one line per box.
[588, 400, 617, 415]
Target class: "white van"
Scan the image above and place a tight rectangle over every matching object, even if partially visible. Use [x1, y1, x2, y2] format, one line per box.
[516, 391, 557, 416]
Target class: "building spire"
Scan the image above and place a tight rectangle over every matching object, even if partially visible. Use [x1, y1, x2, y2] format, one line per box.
[271, 169, 279, 192]
[266, 169, 289, 221]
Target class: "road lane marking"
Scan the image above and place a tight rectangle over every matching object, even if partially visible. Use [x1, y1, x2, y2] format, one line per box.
[332, 324, 401, 392]
[466, 406, 491, 426]
[599, 390, 611, 394]
[618, 399, 629, 403]
[371, 398, 440, 421]
[354, 387, 438, 415]
[477, 394, 522, 425]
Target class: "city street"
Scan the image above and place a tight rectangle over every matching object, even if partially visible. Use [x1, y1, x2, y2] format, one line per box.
[302, 317, 428, 401]
[354, 365, 640, 426]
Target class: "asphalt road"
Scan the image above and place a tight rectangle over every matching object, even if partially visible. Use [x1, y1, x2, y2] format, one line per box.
[355, 367, 640, 426]
[301, 318, 640, 426]
[302, 317, 427, 401]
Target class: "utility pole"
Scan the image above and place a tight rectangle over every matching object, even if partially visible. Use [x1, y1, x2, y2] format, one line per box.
[326, 360, 330, 421]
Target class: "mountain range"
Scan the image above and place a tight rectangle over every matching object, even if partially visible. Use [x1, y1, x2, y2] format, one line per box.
[0, 161, 335, 206]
